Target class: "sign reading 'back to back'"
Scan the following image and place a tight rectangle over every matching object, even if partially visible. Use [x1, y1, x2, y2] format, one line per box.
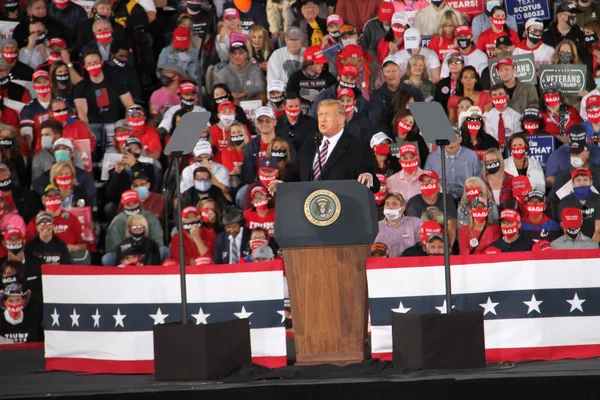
[489, 53, 537, 86]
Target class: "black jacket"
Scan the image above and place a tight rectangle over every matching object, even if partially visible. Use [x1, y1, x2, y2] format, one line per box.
[11, 185, 42, 224]
[105, 162, 155, 204]
[115, 236, 161, 266]
[241, 134, 297, 185]
[179, 186, 232, 219]
[284, 130, 380, 193]
[75, 18, 127, 54]
[48, 2, 88, 44]
[12, 16, 69, 48]
[213, 227, 251, 264]
[367, 83, 424, 134]
[345, 112, 375, 144]
[275, 114, 317, 152]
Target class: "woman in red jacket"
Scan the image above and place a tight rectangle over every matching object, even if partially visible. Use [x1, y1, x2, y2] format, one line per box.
[476, 6, 520, 58]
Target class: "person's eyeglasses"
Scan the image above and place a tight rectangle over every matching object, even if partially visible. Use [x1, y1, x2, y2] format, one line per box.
[53, 108, 68, 113]
[130, 225, 144, 230]
[449, 60, 464, 65]
[127, 108, 144, 116]
[257, 119, 273, 125]
[38, 222, 53, 226]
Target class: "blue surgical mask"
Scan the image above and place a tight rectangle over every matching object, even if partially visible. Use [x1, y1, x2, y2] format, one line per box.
[54, 149, 70, 162]
[573, 185, 592, 201]
[41, 136, 53, 150]
[135, 186, 149, 200]
[486, 0, 500, 12]
[595, 78, 600, 88]
[194, 180, 211, 192]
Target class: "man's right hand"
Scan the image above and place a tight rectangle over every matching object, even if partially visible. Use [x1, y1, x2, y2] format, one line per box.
[268, 179, 283, 196]
[122, 152, 136, 168]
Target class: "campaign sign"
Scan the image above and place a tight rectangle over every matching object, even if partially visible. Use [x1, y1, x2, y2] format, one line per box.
[527, 134, 555, 167]
[240, 99, 263, 128]
[69, 206, 94, 243]
[73, 0, 94, 15]
[73, 139, 92, 173]
[0, 21, 17, 40]
[489, 53, 537, 85]
[504, 0, 551, 23]
[421, 35, 432, 48]
[538, 64, 587, 94]
[444, 0, 485, 17]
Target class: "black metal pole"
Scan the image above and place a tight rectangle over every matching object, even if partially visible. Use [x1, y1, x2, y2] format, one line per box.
[173, 154, 188, 324]
[438, 142, 452, 314]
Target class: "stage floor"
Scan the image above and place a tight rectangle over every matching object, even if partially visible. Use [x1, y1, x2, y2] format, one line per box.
[4, 349, 600, 399]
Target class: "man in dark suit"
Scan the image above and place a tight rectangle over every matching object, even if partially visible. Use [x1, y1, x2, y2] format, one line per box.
[213, 207, 251, 265]
[269, 99, 379, 194]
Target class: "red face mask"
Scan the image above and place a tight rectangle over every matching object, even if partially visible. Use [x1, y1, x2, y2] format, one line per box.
[392, 24, 406, 38]
[344, 103, 355, 117]
[85, 62, 103, 76]
[127, 117, 146, 132]
[491, 95, 508, 110]
[587, 109, 600, 125]
[95, 31, 113, 44]
[34, 83, 51, 96]
[374, 188, 388, 205]
[115, 131, 131, 146]
[44, 196, 62, 213]
[374, 144, 390, 156]
[501, 225, 518, 239]
[200, 208, 212, 223]
[471, 208, 489, 223]
[523, 122, 539, 134]
[544, 93, 560, 109]
[55, 174, 73, 190]
[250, 239, 268, 250]
[491, 17, 506, 30]
[6, 299, 24, 320]
[258, 170, 278, 187]
[52, 110, 69, 124]
[54, 0, 69, 9]
[421, 181, 439, 197]
[1, 50, 16, 64]
[466, 187, 482, 201]
[467, 120, 482, 136]
[48, 51, 62, 64]
[511, 145, 527, 160]
[284, 107, 301, 121]
[400, 158, 419, 174]
[252, 198, 269, 213]
[397, 119, 412, 136]
[526, 203, 545, 219]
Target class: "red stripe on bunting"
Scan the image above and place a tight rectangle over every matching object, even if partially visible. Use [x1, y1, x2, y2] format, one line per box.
[42, 260, 284, 276]
[372, 344, 600, 364]
[366, 249, 600, 270]
[46, 355, 287, 374]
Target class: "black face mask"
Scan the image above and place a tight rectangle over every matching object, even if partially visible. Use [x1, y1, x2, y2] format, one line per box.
[4, 1, 18, 12]
[123, 207, 141, 216]
[586, 32, 598, 45]
[160, 75, 172, 86]
[0, 76, 10, 87]
[183, 221, 201, 232]
[269, 95, 285, 107]
[566, 228, 581, 240]
[0, 138, 12, 148]
[2, 275, 16, 285]
[187, 2, 202, 12]
[112, 57, 126, 68]
[181, 97, 195, 111]
[231, 136, 245, 146]
[485, 161, 500, 175]
[457, 39, 471, 50]
[0, 178, 11, 192]
[35, 32, 46, 46]
[131, 231, 144, 241]
[328, 30, 340, 39]
[55, 73, 69, 82]
[528, 32, 542, 44]
[271, 149, 287, 161]
[214, 95, 230, 105]
[339, 80, 356, 89]
[6, 243, 22, 255]
[431, 0, 444, 6]
[95, 13, 109, 20]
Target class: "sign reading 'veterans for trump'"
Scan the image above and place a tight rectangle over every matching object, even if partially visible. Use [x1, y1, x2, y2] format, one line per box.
[538, 64, 587, 94]
[489, 53, 537, 85]
[43, 262, 287, 374]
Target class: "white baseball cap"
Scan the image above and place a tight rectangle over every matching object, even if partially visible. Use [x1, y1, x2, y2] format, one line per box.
[404, 28, 422, 50]
[370, 132, 391, 148]
[193, 139, 212, 157]
[382, 54, 401, 67]
[391, 12, 407, 26]
[256, 106, 275, 119]
[268, 80, 285, 93]
[53, 137, 74, 150]
[525, 18, 543, 30]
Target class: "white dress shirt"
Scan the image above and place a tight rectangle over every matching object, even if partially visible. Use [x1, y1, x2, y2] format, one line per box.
[483, 107, 523, 141]
[228, 227, 244, 264]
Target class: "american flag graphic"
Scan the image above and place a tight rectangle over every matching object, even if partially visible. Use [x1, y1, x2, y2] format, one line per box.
[43, 262, 287, 374]
[367, 250, 600, 363]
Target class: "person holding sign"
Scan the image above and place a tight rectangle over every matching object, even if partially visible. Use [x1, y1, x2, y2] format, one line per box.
[512, 18, 554, 69]
[540, 86, 583, 143]
[476, 6, 520, 59]
[495, 57, 538, 114]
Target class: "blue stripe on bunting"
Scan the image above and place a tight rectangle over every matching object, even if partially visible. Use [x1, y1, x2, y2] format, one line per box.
[44, 299, 285, 332]
[370, 288, 597, 326]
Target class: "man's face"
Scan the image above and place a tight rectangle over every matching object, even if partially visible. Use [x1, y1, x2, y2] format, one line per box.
[256, 116, 275, 133]
[114, 49, 128, 62]
[84, 54, 102, 68]
[383, 63, 401, 87]
[285, 38, 302, 54]
[573, 175, 592, 188]
[131, 178, 149, 191]
[96, 3, 112, 17]
[194, 171, 211, 182]
[41, 127, 58, 142]
[121, 254, 140, 265]
[229, 49, 248, 67]
[340, 73, 357, 86]
[125, 143, 142, 157]
[500, 220, 519, 230]
[497, 65, 514, 82]
[124, 201, 140, 210]
[338, 95, 354, 107]
[285, 98, 301, 111]
[29, 23, 45, 38]
[384, 196, 402, 210]
[225, 222, 241, 236]
[36, 219, 54, 235]
[491, 88, 506, 99]
[318, 105, 344, 136]
[6, 295, 22, 307]
[4, 235, 23, 249]
[259, 167, 277, 177]
[426, 239, 444, 255]
[94, 20, 112, 34]
[28, 0, 46, 18]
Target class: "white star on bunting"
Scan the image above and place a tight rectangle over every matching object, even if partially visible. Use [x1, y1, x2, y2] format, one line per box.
[113, 308, 127, 328]
[524, 294, 543, 314]
[567, 293, 586, 313]
[435, 300, 455, 314]
[70, 308, 80, 327]
[277, 310, 286, 323]
[479, 297, 499, 316]
[92, 309, 101, 328]
[149, 308, 169, 325]
[51, 308, 60, 327]
[234, 306, 253, 320]
[192, 307, 210, 325]
[391, 302, 411, 314]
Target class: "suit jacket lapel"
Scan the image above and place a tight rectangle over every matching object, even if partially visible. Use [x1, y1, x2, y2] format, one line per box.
[321, 133, 350, 177]
[303, 139, 318, 181]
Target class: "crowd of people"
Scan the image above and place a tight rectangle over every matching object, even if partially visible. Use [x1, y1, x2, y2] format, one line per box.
[1, 0, 600, 342]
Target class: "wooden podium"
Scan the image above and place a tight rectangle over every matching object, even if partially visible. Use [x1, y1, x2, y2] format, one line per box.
[274, 181, 379, 365]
